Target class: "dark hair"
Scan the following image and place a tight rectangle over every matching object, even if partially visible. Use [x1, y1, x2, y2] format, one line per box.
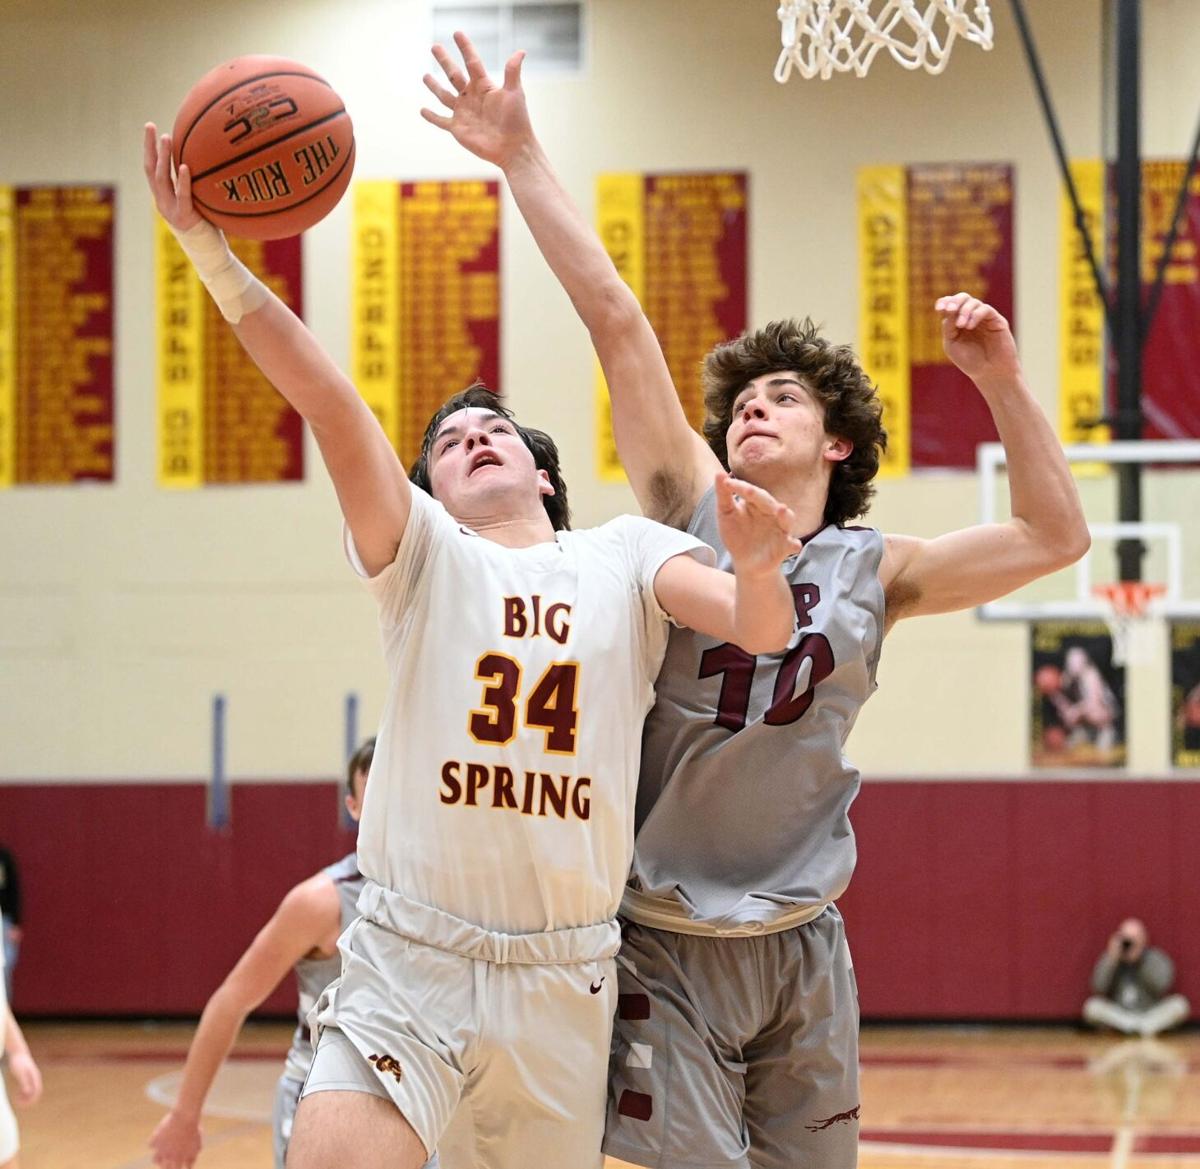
[701, 319, 887, 526]
[346, 737, 375, 797]
[408, 384, 571, 532]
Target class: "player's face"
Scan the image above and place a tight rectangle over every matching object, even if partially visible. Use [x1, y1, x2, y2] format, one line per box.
[427, 407, 553, 518]
[726, 372, 851, 480]
[345, 766, 368, 823]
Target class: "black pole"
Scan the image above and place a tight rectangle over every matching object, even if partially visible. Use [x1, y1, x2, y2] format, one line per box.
[1009, 0, 1112, 320]
[1114, 0, 1144, 581]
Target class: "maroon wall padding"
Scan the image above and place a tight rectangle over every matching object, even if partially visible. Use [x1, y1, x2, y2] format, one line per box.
[0, 783, 356, 1016]
[1, 780, 1197, 1019]
[838, 781, 1200, 1018]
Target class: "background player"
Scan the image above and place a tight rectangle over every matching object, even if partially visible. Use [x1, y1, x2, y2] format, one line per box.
[148, 741, 373, 1169]
[143, 55, 801, 1167]
[0, 948, 42, 1169]
[422, 34, 1091, 1169]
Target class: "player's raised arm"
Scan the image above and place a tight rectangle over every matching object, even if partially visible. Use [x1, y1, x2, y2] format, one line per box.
[880, 294, 1090, 625]
[142, 124, 410, 577]
[421, 33, 719, 527]
[654, 472, 800, 654]
[148, 877, 338, 1169]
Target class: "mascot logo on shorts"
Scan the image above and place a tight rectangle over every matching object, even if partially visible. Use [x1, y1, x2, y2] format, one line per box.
[367, 1052, 404, 1082]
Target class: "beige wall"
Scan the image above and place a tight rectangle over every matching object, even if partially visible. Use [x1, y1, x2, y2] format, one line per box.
[1, 0, 1197, 780]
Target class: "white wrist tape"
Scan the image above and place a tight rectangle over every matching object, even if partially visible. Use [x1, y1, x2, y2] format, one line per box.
[169, 220, 268, 324]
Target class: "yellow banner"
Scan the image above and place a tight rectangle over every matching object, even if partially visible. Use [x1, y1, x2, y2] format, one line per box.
[857, 166, 910, 477]
[353, 180, 401, 453]
[1060, 159, 1109, 450]
[595, 173, 645, 483]
[155, 219, 205, 488]
[0, 186, 14, 487]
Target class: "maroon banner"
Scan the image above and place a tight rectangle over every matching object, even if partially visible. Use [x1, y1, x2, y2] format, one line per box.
[397, 180, 501, 468]
[907, 164, 1013, 468]
[202, 235, 304, 483]
[643, 173, 747, 431]
[13, 185, 114, 483]
[1134, 161, 1200, 441]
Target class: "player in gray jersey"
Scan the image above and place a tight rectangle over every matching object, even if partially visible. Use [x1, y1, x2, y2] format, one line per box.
[149, 742, 373, 1169]
[439, 52, 1093, 1169]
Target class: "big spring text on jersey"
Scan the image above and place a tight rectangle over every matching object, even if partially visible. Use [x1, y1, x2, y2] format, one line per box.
[439, 594, 592, 821]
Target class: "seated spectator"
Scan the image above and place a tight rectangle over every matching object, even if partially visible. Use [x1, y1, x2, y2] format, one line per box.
[1083, 918, 1190, 1037]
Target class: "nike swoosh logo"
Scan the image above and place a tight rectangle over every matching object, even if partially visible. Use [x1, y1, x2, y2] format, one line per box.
[589, 978, 605, 994]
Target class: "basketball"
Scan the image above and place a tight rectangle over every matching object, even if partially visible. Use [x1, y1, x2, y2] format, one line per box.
[172, 55, 355, 240]
[1035, 664, 1062, 695]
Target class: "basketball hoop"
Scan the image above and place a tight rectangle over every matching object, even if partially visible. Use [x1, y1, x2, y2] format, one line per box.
[1092, 581, 1167, 667]
[773, 1, 994, 82]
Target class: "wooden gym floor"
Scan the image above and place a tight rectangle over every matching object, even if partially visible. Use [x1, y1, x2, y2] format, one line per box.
[10, 1021, 1200, 1168]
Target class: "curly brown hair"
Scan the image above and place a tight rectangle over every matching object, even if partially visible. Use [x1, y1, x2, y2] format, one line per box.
[408, 384, 571, 532]
[701, 319, 887, 526]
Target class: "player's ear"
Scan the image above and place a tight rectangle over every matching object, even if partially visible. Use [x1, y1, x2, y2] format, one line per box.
[825, 436, 853, 463]
[537, 468, 556, 497]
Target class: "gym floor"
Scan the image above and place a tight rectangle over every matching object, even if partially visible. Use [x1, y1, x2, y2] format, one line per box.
[11, 1021, 1200, 1168]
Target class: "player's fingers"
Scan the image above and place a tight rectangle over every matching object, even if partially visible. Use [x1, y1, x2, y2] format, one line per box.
[725, 476, 777, 517]
[935, 292, 966, 314]
[504, 49, 526, 91]
[142, 123, 159, 178]
[432, 43, 469, 92]
[423, 72, 458, 109]
[956, 295, 981, 329]
[155, 133, 172, 189]
[455, 30, 490, 82]
[420, 108, 453, 131]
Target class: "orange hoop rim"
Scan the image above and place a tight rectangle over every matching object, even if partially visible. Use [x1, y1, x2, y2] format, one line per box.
[1091, 581, 1167, 618]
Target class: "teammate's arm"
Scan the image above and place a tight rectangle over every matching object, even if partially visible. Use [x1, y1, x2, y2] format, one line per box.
[141, 124, 410, 577]
[880, 294, 1090, 626]
[421, 33, 719, 528]
[2, 1008, 42, 1106]
[148, 877, 340, 1169]
[653, 472, 799, 654]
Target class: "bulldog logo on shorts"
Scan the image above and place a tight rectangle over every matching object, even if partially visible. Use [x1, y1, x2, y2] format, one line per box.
[368, 1053, 404, 1082]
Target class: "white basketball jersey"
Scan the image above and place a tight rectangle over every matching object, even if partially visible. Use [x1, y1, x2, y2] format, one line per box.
[349, 488, 708, 935]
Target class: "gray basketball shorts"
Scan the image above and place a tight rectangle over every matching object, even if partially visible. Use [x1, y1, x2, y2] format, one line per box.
[602, 907, 860, 1169]
[303, 882, 621, 1169]
[272, 1073, 304, 1169]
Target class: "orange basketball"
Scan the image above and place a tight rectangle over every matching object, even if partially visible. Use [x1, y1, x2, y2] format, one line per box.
[1034, 664, 1062, 695]
[172, 55, 355, 240]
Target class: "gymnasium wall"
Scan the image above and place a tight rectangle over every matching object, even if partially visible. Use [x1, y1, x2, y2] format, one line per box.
[1, 0, 1198, 1018]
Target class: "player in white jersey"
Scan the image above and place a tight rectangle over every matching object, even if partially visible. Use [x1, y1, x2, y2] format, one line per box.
[426, 36, 1093, 1169]
[148, 741, 373, 1169]
[0, 946, 42, 1169]
[143, 58, 801, 1169]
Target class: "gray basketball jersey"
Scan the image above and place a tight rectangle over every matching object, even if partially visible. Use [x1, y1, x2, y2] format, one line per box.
[283, 852, 364, 1082]
[626, 487, 884, 931]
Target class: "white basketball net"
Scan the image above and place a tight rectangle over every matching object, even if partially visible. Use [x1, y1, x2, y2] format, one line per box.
[774, 0, 994, 81]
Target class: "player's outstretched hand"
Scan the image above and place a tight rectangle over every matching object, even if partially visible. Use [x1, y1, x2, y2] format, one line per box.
[421, 31, 533, 169]
[715, 471, 803, 575]
[142, 122, 204, 233]
[936, 292, 1020, 385]
[8, 1050, 42, 1107]
[149, 1108, 203, 1169]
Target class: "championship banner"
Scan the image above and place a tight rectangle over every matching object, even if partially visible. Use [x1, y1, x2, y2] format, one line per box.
[1059, 160, 1109, 448]
[857, 166, 910, 477]
[907, 164, 1012, 468]
[0, 185, 114, 486]
[1138, 160, 1200, 440]
[857, 163, 1013, 470]
[1170, 622, 1200, 769]
[595, 171, 747, 482]
[156, 225, 303, 486]
[352, 179, 500, 470]
[1031, 622, 1126, 769]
